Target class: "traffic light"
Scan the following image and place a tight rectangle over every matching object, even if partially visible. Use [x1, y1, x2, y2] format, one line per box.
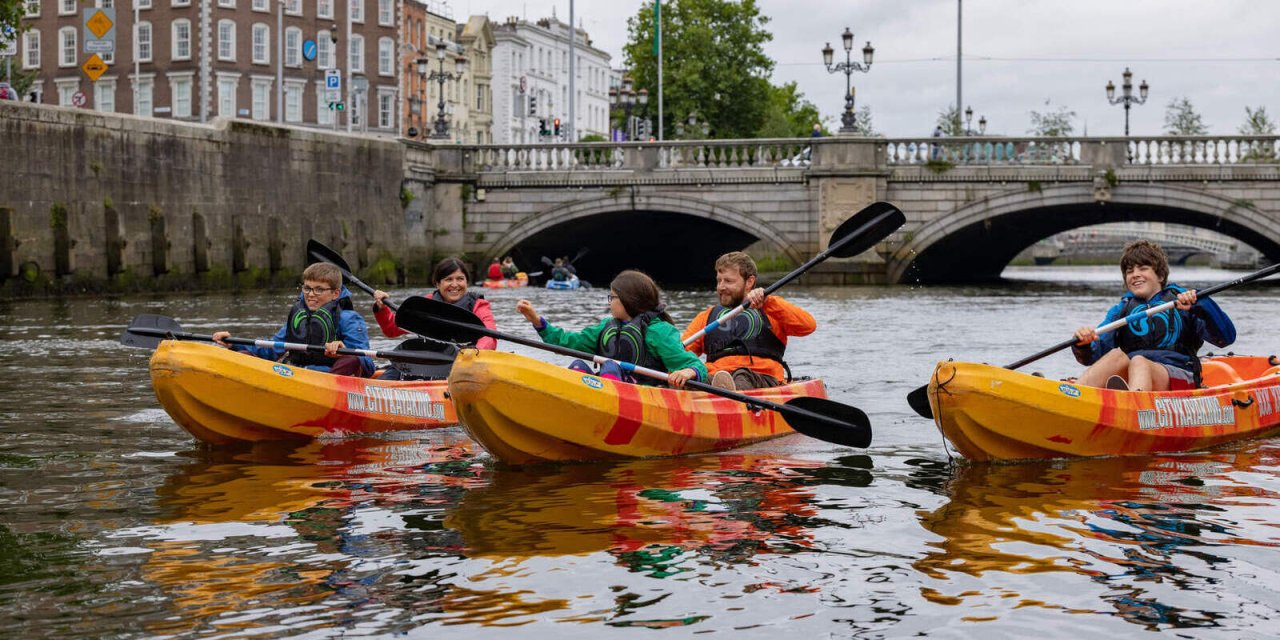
[538, 119, 548, 136]
[553, 118, 561, 136]
[529, 95, 537, 115]
[328, 101, 345, 111]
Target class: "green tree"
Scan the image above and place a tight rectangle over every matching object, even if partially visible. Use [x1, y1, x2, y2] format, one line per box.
[1027, 101, 1077, 136]
[623, 0, 774, 139]
[0, 0, 23, 41]
[756, 81, 821, 138]
[1239, 106, 1276, 135]
[853, 105, 876, 136]
[1163, 97, 1208, 135]
[936, 105, 964, 136]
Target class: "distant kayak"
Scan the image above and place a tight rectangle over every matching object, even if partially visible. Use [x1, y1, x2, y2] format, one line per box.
[546, 275, 581, 290]
[483, 273, 529, 288]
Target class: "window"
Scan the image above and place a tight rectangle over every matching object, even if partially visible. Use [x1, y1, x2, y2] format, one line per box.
[349, 0, 362, 23]
[285, 27, 301, 66]
[172, 0, 190, 7]
[348, 34, 363, 73]
[217, 20, 235, 60]
[94, 80, 115, 112]
[135, 22, 152, 61]
[317, 31, 331, 69]
[218, 76, 237, 116]
[134, 77, 153, 114]
[476, 84, 483, 110]
[137, 0, 150, 8]
[252, 23, 269, 64]
[284, 82, 302, 122]
[24, 0, 38, 17]
[171, 75, 193, 117]
[172, 20, 191, 60]
[218, 0, 233, 7]
[58, 0, 73, 15]
[377, 0, 391, 25]
[318, 0, 331, 19]
[58, 26, 75, 67]
[378, 90, 393, 128]
[251, 80, 270, 120]
[251, 0, 267, 11]
[317, 87, 332, 125]
[22, 30, 39, 69]
[377, 37, 392, 76]
[96, 0, 113, 7]
[56, 79, 78, 105]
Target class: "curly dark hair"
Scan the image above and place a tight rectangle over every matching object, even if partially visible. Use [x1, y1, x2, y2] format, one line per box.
[1119, 240, 1170, 286]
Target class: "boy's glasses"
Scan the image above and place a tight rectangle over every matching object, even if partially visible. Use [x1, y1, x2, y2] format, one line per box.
[301, 285, 335, 295]
[606, 293, 619, 303]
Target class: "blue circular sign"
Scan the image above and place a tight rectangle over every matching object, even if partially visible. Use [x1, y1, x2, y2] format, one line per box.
[302, 39, 317, 62]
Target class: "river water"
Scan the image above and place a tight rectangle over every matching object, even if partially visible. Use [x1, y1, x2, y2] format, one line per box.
[2, 266, 1278, 638]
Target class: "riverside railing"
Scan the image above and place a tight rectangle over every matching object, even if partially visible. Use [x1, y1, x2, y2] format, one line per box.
[462, 136, 1279, 173]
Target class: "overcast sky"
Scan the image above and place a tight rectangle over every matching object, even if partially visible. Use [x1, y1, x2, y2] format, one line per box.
[456, 0, 1278, 138]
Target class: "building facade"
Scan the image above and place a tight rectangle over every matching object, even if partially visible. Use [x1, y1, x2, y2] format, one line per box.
[491, 15, 610, 144]
[453, 15, 493, 144]
[17, 0, 398, 132]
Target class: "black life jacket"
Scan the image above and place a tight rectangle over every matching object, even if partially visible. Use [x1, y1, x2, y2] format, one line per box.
[1114, 286, 1203, 378]
[432, 289, 482, 313]
[597, 312, 665, 375]
[552, 267, 570, 281]
[282, 297, 351, 366]
[702, 304, 787, 365]
[388, 291, 482, 380]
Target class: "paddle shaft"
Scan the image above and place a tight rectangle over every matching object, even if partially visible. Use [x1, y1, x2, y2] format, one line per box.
[126, 327, 449, 364]
[683, 208, 900, 347]
[426, 313, 860, 432]
[1005, 261, 1280, 371]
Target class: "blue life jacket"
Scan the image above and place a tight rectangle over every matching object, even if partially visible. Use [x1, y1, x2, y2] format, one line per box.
[1110, 284, 1236, 380]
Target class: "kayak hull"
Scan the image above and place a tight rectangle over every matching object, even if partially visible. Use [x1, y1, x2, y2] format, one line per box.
[545, 276, 581, 290]
[927, 356, 1280, 461]
[483, 274, 528, 288]
[149, 341, 457, 444]
[447, 349, 828, 464]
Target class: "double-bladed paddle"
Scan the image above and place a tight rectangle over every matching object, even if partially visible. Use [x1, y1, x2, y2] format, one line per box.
[906, 261, 1280, 419]
[307, 239, 397, 311]
[120, 314, 454, 377]
[682, 201, 906, 347]
[396, 296, 873, 448]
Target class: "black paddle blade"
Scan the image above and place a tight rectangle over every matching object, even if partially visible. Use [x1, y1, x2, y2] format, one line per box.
[828, 202, 906, 259]
[540, 256, 554, 267]
[397, 296, 490, 344]
[783, 396, 873, 448]
[307, 239, 353, 273]
[120, 314, 185, 349]
[906, 384, 933, 419]
[389, 338, 457, 379]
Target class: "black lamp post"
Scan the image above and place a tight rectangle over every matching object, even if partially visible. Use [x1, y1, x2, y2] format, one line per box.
[822, 28, 874, 134]
[424, 42, 466, 140]
[964, 106, 987, 135]
[1105, 67, 1149, 137]
[609, 76, 649, 141]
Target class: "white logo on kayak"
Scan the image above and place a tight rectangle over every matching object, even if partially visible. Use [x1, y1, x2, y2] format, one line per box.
[273, 364, 293, 377]
[581, 375, 603, 389]
[1254, 385, 1280, 418]
[347, 385, 445, 420]
[1137, 396, 1235, 431]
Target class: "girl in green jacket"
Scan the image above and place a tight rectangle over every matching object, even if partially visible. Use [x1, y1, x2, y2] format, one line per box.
[516, 270, 706, 387]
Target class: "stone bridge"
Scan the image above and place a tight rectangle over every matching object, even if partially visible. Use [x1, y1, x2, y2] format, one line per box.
[416, 135, 1280, 284]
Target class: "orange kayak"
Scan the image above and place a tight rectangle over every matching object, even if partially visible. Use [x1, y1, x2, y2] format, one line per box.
[927, 355, 1280, 461]
[150, 341, 457, 444]
[482, 273, 528, 288]
[447, 349, 828, 465]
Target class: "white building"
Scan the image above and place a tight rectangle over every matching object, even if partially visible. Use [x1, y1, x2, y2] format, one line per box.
[491, 15, 611, 144]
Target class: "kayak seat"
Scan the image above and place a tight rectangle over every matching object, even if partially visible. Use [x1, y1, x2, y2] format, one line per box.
[1262, 365, 1280, 378]
[1200, 360, 1244, 387]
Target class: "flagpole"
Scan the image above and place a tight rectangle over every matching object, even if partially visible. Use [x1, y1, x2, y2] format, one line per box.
[655, 0, 663, 141]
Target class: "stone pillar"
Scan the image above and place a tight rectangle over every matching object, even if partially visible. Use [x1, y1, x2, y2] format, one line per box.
[807, 137, 892, 283]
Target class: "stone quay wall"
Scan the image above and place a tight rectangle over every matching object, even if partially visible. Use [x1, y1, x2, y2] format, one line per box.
[0, 101, 441, 296]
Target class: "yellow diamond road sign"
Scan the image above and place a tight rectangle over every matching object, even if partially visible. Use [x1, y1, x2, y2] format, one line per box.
[87, 11, 113, 38]
[82, 54, 107, 81]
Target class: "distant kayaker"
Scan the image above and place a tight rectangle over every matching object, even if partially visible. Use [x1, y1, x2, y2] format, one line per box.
[515, 269, 707, 388]
[683, 251, 816, 391]
[550, 258, 570, 282]
[486, 258, 503, 281]
[372, 257, 497, 380]
[1072, 240, 1236, 391]
[501, 256, 519, 279]
[212, 262, 374, 377]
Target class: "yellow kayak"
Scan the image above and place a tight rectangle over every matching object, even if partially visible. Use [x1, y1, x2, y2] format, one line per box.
[150, 341, 457, 444]
[927, 355, 1280, 461]
[447, 349, 829, 464]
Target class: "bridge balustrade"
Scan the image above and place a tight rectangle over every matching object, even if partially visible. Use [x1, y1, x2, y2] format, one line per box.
[467, 139, 815, 172]
[1128, 137, 1280, 165]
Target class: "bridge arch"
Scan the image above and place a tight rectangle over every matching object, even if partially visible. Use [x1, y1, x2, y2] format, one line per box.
[889, 183, 1280, 284]
[485, 193, 807, 284]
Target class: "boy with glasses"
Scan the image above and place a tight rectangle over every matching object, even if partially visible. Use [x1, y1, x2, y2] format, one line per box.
[213, 262, 374, 376]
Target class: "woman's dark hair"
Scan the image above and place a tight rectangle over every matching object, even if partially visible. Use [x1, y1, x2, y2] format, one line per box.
[432, 257, 470, 285]
[610, 270, 673, 323]
[1119, 240, 1170, 286]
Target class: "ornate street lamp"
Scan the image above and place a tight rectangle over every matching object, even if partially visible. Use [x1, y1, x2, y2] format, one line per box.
[1105, 67, 1149, 137]
[427, 42, 466, 140]
[963, 106, 987, 135]
[822, 27, 874, 134]
[610, 76, 649, 140]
